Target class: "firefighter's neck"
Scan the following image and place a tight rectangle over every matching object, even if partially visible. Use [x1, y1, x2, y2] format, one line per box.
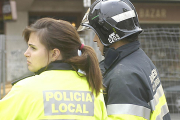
[109, 40, 129, 49]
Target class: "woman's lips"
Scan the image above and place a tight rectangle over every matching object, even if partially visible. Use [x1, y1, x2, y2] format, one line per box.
[27, 60, 31, 65]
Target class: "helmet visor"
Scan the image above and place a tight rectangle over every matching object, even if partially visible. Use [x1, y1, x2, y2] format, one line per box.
[77, 8, 90, 32]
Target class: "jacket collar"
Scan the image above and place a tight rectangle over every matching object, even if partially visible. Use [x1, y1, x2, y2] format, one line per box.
[104, 40, 140, 70]
[11, 61, 74, 85]
[35, 60, 74, 75]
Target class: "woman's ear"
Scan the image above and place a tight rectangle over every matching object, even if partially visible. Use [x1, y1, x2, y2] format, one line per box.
[50, 48, 62, 61]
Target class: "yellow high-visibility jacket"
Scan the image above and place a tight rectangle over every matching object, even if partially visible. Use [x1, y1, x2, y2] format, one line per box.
[0, 62, 107, 120]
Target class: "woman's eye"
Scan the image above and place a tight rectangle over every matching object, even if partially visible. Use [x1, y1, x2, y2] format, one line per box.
[31, 46, 36, 50]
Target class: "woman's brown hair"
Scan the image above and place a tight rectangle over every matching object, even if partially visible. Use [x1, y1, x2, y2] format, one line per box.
[22, 18, 102, 96]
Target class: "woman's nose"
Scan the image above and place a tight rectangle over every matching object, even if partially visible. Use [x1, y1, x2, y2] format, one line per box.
[24, 49, 30, 57]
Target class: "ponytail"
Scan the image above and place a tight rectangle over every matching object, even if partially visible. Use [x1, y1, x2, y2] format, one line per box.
[65, 45, 103, 96]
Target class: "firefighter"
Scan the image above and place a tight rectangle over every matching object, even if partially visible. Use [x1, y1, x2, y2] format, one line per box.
[0, 18, 107, 120]
[78, 0, 171, 119]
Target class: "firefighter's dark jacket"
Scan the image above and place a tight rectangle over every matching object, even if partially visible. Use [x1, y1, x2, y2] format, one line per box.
[100, 41, 171, 120]
[0, 61, 107, 120]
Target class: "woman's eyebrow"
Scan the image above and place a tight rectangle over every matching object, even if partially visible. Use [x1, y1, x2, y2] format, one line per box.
[28, 44, 36, 47]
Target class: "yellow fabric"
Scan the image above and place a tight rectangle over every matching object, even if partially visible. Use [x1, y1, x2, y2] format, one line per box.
[108, 114, 148, 120]
[0, 70, 107, 120]
[150, 94, 167, 120]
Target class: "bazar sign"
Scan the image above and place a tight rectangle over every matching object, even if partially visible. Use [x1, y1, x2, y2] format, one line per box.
[134, 3, 180, 23]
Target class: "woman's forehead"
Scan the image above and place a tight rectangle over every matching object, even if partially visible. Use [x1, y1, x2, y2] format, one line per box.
[28, 33, 41, 45]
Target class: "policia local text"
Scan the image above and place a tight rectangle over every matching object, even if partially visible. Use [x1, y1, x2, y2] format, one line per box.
[43, 90, 94, 116]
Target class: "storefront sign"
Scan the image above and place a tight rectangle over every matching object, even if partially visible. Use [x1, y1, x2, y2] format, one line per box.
[2, 1, 17, 21]
[134, 3, 180, 23]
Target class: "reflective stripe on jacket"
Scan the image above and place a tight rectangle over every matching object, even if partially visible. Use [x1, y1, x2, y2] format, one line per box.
[0, 62, 107, 120]
[100, 41, 171, 120]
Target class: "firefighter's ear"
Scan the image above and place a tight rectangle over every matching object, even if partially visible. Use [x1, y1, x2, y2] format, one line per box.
[50, 48, 62, 61]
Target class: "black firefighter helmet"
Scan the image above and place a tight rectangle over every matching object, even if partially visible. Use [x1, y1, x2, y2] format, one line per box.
[78, 0, 143, 46]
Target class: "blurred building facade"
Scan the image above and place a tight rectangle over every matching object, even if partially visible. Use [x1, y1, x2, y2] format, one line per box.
[0, 0, 180, 113]
[0, 1, 179, 78]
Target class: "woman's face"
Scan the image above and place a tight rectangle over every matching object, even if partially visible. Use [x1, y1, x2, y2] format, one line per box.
[24, 32, 51, 72]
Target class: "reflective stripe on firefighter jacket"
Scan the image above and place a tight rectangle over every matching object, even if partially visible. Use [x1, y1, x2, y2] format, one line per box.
[0, 61, 107, 120]
[100, 41, 171, 120]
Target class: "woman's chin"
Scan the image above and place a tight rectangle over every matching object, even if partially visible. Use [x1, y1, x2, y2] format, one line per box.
[28, 67, 37, 73]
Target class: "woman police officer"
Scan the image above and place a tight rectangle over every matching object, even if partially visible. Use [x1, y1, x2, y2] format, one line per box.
[0, 18, 107, 120]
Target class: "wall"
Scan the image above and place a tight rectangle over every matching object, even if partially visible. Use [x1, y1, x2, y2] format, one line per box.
[5, 11, 29, 81]
[29, 0, 83, 12]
